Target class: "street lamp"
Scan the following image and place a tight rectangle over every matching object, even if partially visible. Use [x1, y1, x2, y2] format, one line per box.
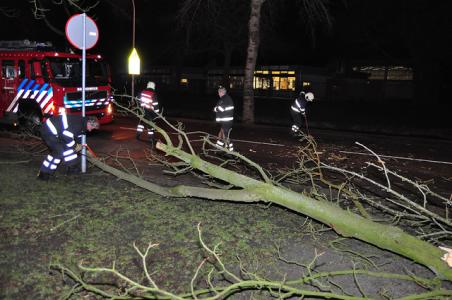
[128, 0, 140, 103]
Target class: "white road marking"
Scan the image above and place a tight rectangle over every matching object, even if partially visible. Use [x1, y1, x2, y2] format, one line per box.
[339, 151, 452, 165]
[119, 127, 285, 147]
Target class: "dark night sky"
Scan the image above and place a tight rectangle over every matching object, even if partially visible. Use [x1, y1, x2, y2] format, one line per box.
[1, 1, 452, 76]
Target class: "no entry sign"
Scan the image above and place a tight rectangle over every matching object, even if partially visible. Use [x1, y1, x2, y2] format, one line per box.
[65, 14, 99, 50]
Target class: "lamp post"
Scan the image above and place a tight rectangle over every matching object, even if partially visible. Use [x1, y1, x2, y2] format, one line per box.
[128, 0, 140, 103]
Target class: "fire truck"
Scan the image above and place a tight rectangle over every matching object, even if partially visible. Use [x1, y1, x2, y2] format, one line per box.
[0, 40, 114, 131]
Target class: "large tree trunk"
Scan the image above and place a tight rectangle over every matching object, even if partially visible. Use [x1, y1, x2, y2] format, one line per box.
[153, 142, 452, 280]
[242, 0, 265, 124]
[86, 136, 452, 281]
[87, 103, 452, 280]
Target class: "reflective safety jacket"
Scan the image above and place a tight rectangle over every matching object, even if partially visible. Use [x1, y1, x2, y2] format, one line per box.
[291, 94, 308, 115]
[42, 114, 85, 163]
[139, 89, 160, 113]
[214, 94, 234, 123]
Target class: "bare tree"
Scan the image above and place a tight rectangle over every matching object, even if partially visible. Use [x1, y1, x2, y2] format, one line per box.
[243, 0, 332, 123]
[177, 0, 333, 123]
[242, 0, 265, 123]
[25, 0, 100, 36]
[176, 0, 249, 84]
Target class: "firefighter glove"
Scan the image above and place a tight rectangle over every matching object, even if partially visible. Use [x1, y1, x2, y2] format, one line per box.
[74, 143, 83, 152]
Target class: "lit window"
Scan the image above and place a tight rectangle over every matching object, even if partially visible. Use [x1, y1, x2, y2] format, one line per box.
[279, 78, 288, 90]
[272, 76, 280, 90]
[253, 77, 271, 89]
[288, 77, 296, 90]
[180, 78, 188, 88]
[273, 76, 296, 91]
[303, 82, 311, 87]
[288, 71, 295, 75]
[272, 71, 281, 74]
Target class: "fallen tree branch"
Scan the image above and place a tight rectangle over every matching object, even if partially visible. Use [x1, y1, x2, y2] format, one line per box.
[153, 141, 452, 280]
[51, 224, 452, 299]
[88, 100, 452, 279]
[87, 155, 262, 202]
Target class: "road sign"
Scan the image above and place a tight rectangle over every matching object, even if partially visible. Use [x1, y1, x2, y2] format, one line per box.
[65, 14, 99, 50]
[65, 13, 100, 173]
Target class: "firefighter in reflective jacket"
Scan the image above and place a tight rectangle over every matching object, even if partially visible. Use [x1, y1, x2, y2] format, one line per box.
[136, 81, 160, 145]
[290, 89, 314, 135]
[38, 114, 99, 180]
[214, 86, 234, 151]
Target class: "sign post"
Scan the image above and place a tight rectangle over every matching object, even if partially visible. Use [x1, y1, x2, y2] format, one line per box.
[65, 13, 99, 173]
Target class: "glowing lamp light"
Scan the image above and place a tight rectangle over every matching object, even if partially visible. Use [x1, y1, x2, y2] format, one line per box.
[128, 48, 140, 75]
[107, 103, 113, 114]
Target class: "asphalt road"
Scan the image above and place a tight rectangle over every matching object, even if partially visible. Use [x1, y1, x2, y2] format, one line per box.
[85, 115, 452, 185]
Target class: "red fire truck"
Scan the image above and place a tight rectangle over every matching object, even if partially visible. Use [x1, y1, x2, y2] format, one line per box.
[0, 40, 114, 131]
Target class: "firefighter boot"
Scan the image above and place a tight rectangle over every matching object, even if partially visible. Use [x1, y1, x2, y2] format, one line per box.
[37, 171, 51, 181]
[136, 124, 145, 140]
[291, 125, 299, 137]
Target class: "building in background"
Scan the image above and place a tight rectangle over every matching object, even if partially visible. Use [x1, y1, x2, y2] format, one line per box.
[117, 62, 414, 103]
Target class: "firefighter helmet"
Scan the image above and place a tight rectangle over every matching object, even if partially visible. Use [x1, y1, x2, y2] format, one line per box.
[147, 81, 156, 90]
[305, 92, 314, 101]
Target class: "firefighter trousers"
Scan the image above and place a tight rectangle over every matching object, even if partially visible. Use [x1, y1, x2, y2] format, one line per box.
[136, 110, 157, 142]
[290, 110, 306, 134]
[216, 121, 233, 151]
[40, 132, 79, 175]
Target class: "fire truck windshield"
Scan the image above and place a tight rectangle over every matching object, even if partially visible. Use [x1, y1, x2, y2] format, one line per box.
[47, 57, 109, 86]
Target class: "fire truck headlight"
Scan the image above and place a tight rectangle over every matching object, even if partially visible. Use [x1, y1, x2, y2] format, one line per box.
[107, 103, 113, 114]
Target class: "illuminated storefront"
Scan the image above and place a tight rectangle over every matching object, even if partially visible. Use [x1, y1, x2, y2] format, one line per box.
[254, 69, 296, 91]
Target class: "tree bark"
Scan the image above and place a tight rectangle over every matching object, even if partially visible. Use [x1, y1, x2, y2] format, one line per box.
[242, 0, 265, 124]
[87, 155, 262, 202]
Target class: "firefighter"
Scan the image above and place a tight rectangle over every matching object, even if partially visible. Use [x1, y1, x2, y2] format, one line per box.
[290, 88, 314, 135]
[214, 86, 234, 151]
[136, 81, 160, 146]
[37, 114, 99, 180]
